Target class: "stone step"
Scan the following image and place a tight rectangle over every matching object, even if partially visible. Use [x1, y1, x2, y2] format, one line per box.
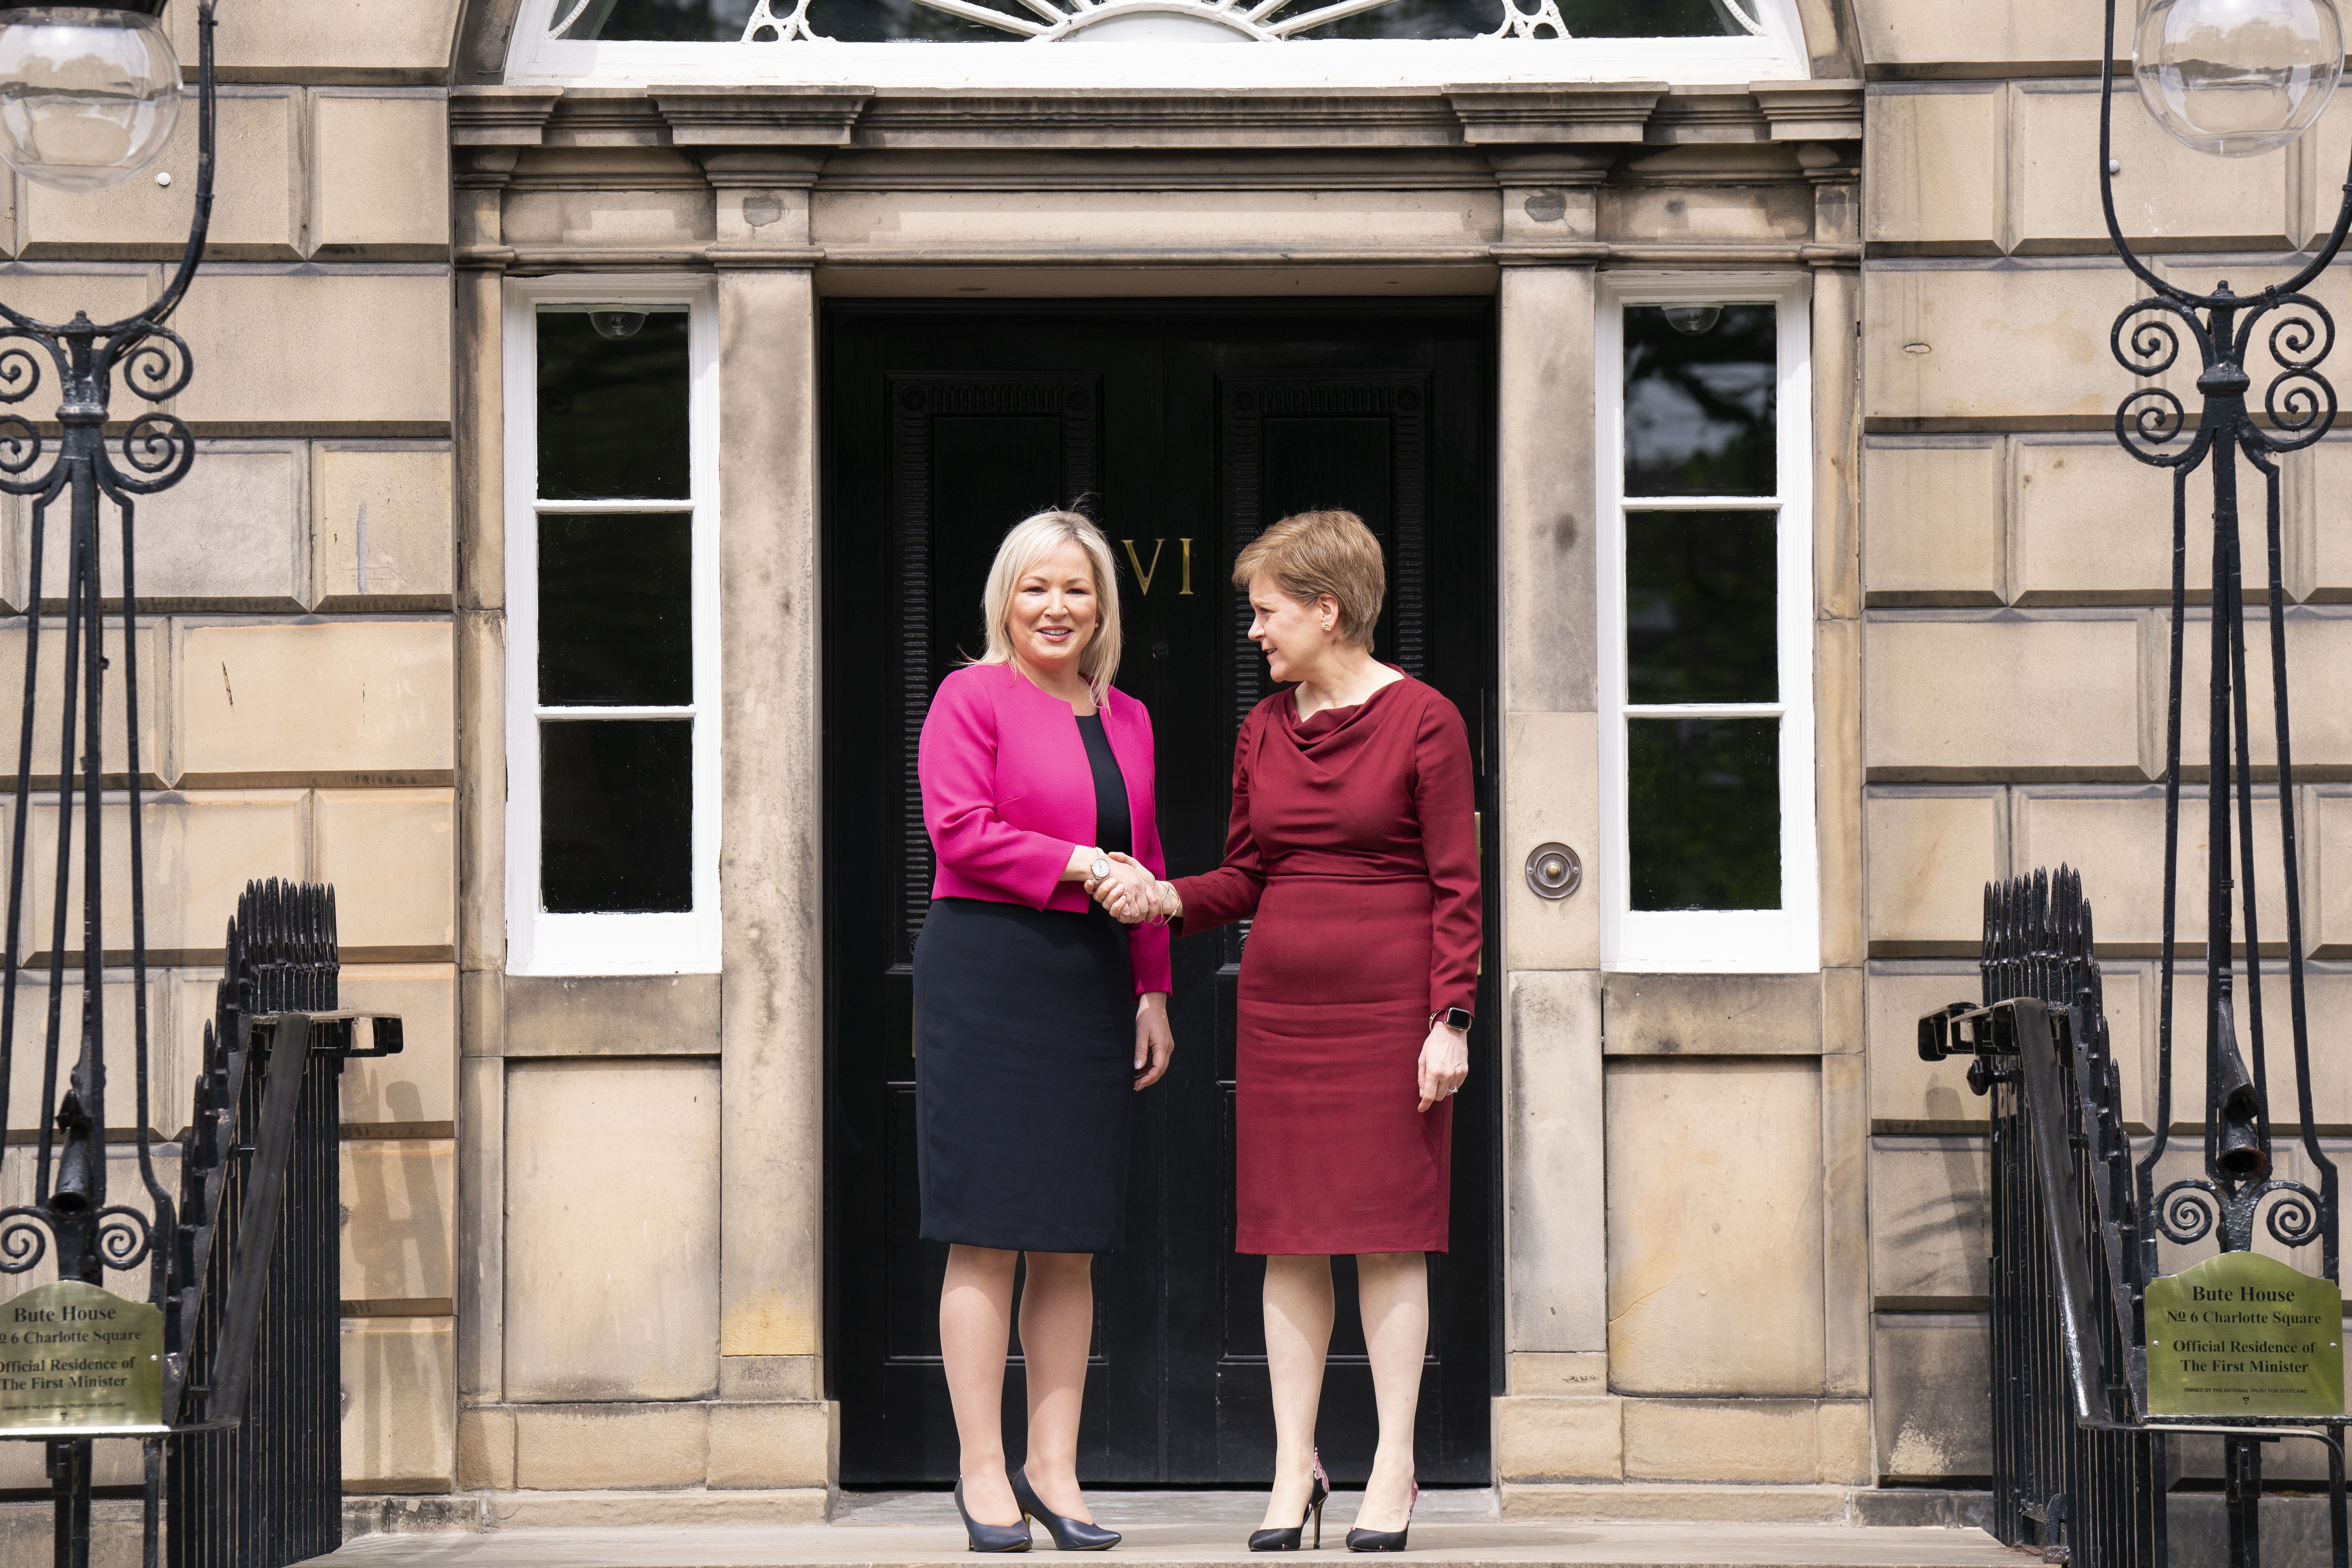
[311, 1520, 2018, 1568]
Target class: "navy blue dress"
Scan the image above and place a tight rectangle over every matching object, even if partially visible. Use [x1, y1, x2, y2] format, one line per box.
[913, 713, 1135, 1254]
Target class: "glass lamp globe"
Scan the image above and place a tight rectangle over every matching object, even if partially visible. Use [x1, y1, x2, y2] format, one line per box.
[0, 7, 181, 193]
[2135, 0, 2344, 157]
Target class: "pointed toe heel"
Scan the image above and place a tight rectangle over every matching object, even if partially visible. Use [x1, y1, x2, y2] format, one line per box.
[1011, 1469, 1121, 1551]
[956, 1481, 1034, 1553]
[1248, 1452, 1329, 1552]
[1344, 1481, 1417, 1553]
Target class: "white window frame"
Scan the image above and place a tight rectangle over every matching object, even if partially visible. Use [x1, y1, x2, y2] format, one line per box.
[501, 0, 1811, 90]
[503, 274, 722, 976]
[1596, 273, 1817, 974]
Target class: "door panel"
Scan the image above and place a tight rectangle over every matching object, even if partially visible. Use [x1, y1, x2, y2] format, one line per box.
[824, 303, 1497, 1487]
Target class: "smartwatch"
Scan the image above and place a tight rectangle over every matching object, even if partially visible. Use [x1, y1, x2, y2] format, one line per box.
[1434, 1007, 1473, 1032]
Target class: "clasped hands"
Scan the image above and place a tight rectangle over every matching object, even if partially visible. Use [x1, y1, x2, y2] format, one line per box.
[1084, 852, 1172, 926]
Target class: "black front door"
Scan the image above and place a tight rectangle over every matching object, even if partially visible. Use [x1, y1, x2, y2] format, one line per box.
[822, 301, 1498, 1488]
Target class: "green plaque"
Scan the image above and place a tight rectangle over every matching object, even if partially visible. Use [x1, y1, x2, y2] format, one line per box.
[0, 1280, 164, 1432]
[2146, 1251, 2344, 1418]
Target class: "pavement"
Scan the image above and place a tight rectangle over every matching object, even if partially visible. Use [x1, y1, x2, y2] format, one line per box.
[304, 1491, 2024, 1568]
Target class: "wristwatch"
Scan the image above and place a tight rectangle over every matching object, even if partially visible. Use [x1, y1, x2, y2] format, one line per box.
[1433, 1007, 1473, 1032]
[1089, 855, 1113, 882]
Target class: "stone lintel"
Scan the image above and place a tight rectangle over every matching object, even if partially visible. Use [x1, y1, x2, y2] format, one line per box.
[457, 85, 1841, 158]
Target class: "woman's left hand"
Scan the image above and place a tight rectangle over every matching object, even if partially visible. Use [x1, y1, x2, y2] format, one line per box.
[1417, 1017, 1469, 1113]
[1134, 992, 1174, 1089]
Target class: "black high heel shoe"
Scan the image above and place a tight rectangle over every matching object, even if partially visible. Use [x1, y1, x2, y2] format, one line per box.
[956, 1481, 1034, 1553]
[1345, 1480, 1418, 1553]
[1248, 1451, 1329, 1552]
[1011, 1468, 1121, 1551]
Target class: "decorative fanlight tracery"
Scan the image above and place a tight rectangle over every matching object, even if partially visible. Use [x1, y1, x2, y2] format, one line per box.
[555, 0, 1768, 45]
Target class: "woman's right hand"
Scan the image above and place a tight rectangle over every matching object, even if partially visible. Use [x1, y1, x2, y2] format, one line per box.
[1092, 853, 1157, 924]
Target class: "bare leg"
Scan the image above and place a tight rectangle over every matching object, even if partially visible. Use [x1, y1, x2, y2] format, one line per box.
[1260, 1255, 1336, 1531]
[1353, 1251, 1428, 1533]
[941, 1244, 1021, 1525]
[1017, 1250, 1099, 1521]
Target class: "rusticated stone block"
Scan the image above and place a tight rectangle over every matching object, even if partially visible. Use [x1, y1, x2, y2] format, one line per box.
[1872, 1314, 1991, 1481]
[312, 94, 452, 254]
[20, 89, 299, 258]
[172, 271, 452, 427]
[1864, 789, 2005, 955]
[341, 1138, 455, 1303]
[1864, 616, 2142, 780]
[179, 621, 455, 785]
[2012, 790, 2286, 956]
[337, 964, 456, 1127]
[342, 1317, 455, 1494]
[1863, 87, 2002, 252]
[1861, 438, 2003, 604]
[1868, 1136, 1989, 1304]
[313, 444, 456, 606]
[1863, 263, 2140, 424]
[2012, 82, 2292, 252]
[24, 790, 307, 964]
[167, 0, 465, 73]
[2012, 437, 2206, 606]
[311, 788, 455, 957]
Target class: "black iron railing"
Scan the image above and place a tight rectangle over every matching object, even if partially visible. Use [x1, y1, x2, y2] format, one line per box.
[165, 880, 397, 1568]
[1925, 868, 2350, 1567]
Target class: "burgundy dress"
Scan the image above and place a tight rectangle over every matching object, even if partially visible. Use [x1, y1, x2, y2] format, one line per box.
[1170, 673, 1481, 1255]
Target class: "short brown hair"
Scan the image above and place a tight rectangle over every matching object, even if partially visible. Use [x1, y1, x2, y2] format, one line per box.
[1232, 510, 1385, 649]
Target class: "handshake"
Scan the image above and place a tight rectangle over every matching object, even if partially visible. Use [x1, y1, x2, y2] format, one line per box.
[1086, 852, 1178, 927]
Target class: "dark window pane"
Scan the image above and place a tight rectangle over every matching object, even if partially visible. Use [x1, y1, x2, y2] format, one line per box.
[539, 513, 693, 706]
[1296, 0, 1489, 37]
[555, 0, 752, 39]
[541, 720, 693, 913]
[1559, 0, 1750, 35]
[1628, 718, 1779, 911]
[538, 309, 690, 500]
[1298, 0, 1747, 35]
[806, 0, 1025, 38]
[1624, 303, 1776, 497]
[1626, 510, 1777, 704]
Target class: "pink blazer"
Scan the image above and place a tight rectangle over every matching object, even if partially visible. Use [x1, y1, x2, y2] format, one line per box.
[919, 662, 1172, 995]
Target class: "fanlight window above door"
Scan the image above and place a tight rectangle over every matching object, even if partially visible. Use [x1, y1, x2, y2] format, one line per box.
[550, 0, 1767, 44]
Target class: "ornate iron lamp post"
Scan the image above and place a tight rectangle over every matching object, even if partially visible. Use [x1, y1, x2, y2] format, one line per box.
[2102, 0, 2348, 1549]
[0, 0, 215, 1558]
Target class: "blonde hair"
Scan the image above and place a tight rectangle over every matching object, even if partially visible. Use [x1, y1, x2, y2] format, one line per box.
[1232, 509, 1386, 649]
[975, 510, 1124, 701]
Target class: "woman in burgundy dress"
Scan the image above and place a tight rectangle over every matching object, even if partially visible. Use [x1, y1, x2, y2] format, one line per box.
[1099, 510, 1479, 1554]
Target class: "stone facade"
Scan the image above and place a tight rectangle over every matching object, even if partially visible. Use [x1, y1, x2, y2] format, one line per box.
[0, 0, 2333, 1530]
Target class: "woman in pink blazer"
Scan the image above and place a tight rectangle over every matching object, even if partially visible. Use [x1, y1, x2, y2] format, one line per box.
[916, 510, 1171, 1552]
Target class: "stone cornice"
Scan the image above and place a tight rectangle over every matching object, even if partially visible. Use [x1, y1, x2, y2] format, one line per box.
[451, 83, 1857, 155]
[1446, 85, 1664, 146]
[1750, 80, 1864, 142]
[652, 87, 872, 147]
[450, 85, 562, 148]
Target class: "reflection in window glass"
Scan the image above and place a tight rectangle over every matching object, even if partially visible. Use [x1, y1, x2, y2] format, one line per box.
[1300, 0, 1746, 35]
[539, 514, 694, 707]
[541, 720, 695, 913]
[537, 310, 691, 500]
[1625, 510, 1777, 704]
[562, 0, 1756, 39]
[558, 0, 1021, 38]
[1627, 718, 1780, 911]
[1623, 303, 1775, 497]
